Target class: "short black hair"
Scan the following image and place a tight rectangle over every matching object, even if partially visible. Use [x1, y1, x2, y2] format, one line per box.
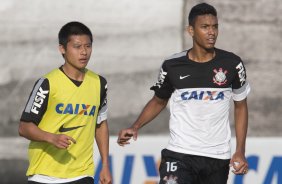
[58, 21, 93, 49]
[188, 3, 217, 26]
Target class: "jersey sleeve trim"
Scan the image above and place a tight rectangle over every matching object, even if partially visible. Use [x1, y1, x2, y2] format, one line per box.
[24, 78, 46, 113]
[97, 75, 108, 124]
[164, 51, 186, 61]
[232, 82, 251, 101]
[21, 78, 49, 125]
[97, 107, 108, 124]
[150, 62, 174, 99]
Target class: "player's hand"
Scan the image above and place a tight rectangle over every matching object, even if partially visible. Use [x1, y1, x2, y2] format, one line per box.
[49, 134, 76, 149]
[99, 165, 112, 184]
[117, 127, 138, 146]
[230, 151, 248, 175]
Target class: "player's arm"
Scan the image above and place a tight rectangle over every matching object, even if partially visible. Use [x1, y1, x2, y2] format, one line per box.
[95, 76, 112, 183]
[118, 62, 172, 146]
[18, 78, 75, 149]
[95, 120, 112, 183]
[19, 121, 51, 142]
[231, 98, 249, 174]
[19, 121, 76, 149]
[230, 60, 250, 174]
[132, 95, 168, 130]
[117, 95, 168, 146]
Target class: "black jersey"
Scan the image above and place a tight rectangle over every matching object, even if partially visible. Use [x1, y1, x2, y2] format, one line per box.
[151, 48, 250, 159]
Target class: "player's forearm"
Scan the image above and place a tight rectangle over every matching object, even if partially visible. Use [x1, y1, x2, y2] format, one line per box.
[18, 121, 53, 143]
[96, 121, 110, 166]
[131, 95, 168, 130]
[234, 99, 248, 153]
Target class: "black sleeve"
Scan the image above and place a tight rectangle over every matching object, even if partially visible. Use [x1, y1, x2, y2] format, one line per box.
[99, 75, 107, 111]
[20, 78, 50, 125]
[150, 61, 174, 99]
[232, 58, 248, 90]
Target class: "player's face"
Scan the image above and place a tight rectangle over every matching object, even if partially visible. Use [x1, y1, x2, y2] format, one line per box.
[188, 14, 218, 50]
[60, 35, 92, 71]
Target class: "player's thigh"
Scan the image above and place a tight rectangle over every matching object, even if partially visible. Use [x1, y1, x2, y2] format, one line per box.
[159, 149, 197, 184]
[198, 159, 230, 184]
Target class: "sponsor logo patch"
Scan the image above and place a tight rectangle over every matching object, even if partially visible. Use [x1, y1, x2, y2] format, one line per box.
[181, 90, 225, 101]
[56, 103, 96, 116]
[154, 68, 167, 88]
[179, 75, 190, 80]
[236, 62, 246, 86]
[31, 87, 49, 114]
[59, 124, 85, 132]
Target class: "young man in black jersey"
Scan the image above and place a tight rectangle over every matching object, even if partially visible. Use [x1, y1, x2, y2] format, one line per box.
[117, 3, 250, 184]
[19, 21, 112, 184]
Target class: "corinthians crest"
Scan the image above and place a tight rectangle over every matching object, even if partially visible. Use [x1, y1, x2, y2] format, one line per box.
[163, 175, 178, 184]
[213, 68, 228, 86]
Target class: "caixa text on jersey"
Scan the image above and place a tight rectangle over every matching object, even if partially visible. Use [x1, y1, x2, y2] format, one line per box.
[56, 103, 96, 116]
[181, 91, 224, 101]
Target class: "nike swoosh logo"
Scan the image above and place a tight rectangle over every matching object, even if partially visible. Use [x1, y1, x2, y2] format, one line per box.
[59, 124, 86, 132]
[180, 75, 190, 79]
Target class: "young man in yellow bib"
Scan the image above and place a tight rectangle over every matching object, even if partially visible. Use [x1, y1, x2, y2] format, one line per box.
[19, 21, 112, 184]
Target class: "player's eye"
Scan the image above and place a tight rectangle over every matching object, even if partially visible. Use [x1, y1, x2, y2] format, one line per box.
[73, 45, 81, 49]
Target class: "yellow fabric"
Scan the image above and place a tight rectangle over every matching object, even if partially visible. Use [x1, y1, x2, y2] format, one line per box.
[27, 69, 101, 178]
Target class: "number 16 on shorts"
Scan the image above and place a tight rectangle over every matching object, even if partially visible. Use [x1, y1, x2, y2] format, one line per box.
[166, 162, 178, 172]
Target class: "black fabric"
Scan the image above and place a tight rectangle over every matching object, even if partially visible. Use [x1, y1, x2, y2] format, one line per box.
[159, 149, 230, 184]
[151, 48, 247, 99]
[59, 66, 83, 87]
[98, 75, 107, 111]
[20, 78, 49, 125]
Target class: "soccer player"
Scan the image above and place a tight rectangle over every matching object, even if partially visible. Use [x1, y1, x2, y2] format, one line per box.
[117, 3, 250, 184]
[19, 21, 112, 184]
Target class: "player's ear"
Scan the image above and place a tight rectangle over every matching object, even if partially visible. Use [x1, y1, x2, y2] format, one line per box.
[59, 44, 66, 55]
[187, 25, 194, 37]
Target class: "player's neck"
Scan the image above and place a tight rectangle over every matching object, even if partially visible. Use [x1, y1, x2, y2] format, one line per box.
[62, 64, 85, 81]
[188, 47, 215, 63]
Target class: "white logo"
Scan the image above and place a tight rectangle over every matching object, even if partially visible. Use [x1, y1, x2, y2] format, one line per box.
[163, 175, 178, 184]
[214, 71, 226, 82]
[213, 68, 228, 86]
[155, 68, 167, 88]
[236, 62, 246, 86]
[179, 75, 190, 80]
[31, 87, 49, 114]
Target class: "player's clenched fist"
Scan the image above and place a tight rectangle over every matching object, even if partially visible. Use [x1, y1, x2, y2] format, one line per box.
[49, 134, 76, 149]
[117, 127, 138, 146]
